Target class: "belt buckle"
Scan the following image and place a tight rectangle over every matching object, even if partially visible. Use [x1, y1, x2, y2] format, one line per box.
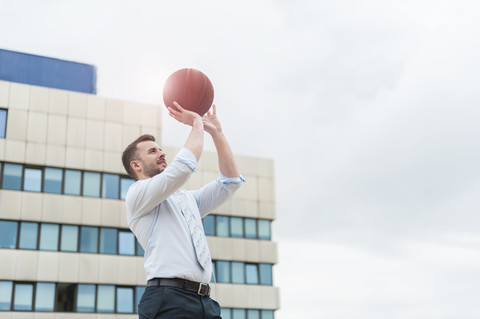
[197, 283, 208, 296]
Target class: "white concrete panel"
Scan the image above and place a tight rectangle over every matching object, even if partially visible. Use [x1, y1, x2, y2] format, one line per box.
[119, 204, 129, 228]
[82, 198, 102, 226]
[48, 88, 68, 115]
[140, 126, 157, 138]
[85, 119, 105, 150]
[0, 139, 5, 160]
[87, 95, 106, 120]
[257, 158, 275, 178]
[121, 125, 140, 151]
[0, 80, 9, 106]
[11, 313, 34, 319]
[25, 142, 46, 165]
[117, 256, 138, 285]
[259, 241, 278, 264]
[0, 312, 12, 319]
[46, 114, 67, 145]
[37, 251, 59, 282]
[103, 151, 123, 174]
[4, 140, 26, 162]
[98, 255, 119, 284]
[84, 149, 104, 171]
[62, 196, 83, 225]
[235, 155, 259, 177]
[68, 91, 87, 118]
[45, 144, 66, 167]
[258, 201, 276, 220]
[104, 122, 123, 152]
[136, 258, 146, 284]
[42, 194, 63, 222]
[20, 192, 43, 221]
[58, 253, 79, 282]
[140, 103, 159, 127]
[123, 101, 141, 125]
[214, 284, 280, 310]
[234, 175, 257, 201]
[258, 177, 275, 202]
[5, 109, 28, 140]
[105, 98, 124, 123]
[0, 249, 17, 279]
[0, 190, 22, 220]
[65, 147, 85, 169]
[29, 86, 49, 113]
[78, 254, 100, 283]
[230, 199, 258, 218]
[197, 150, 219, 172]
[9, 82, 30, 110]
[101, 200, 121, 227]
[15, 250, 39, 281]
[67, 117, 86, 148]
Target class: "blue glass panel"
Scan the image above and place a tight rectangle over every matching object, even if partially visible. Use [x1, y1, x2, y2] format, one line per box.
[246, 264, 259, 284]
[117, 287, 134, 313]
[2, 163, 22, 190]
[202, 214, 215, 236]
[258, 220, 271, 240]
[136, 239, 145, 256]
[0, 281, 13, 310]
[120, 178, 135, 200]
[259, 264, 273, 285]
[35, 283, 55, 311]
[245, 218, 257, 239]
[24, 168, 42, 192]
[77, 284, 96, 312]
[232, 262, 245, 284]
[64, 170, 81, 195]
[80, 226, 98, 253]
[39, 223, 59, 251]
[232, 308, 246, 319]
[19, 222, 38, 249]
[0, 109, 6, 138]
[83, 172, 101, 197]
[102, 173, 119, 199]
[247, 309, 260, 319]
[13, 283, 33, 310]
[230, 217, 243, 238]
[60, 225, 78, 252]
[221, 308, 232, 319]
[97, 285, 115, 313]
[261, 310, 274, 319]
[135, 286, 146, 313]
[119, 231, 135, 255]
[216, 261, 230, 283]
[0, 220, 17, 248]
[100, 228, 118, 254]
[216, 216, 229, 237]
[44, 168, 63, 194]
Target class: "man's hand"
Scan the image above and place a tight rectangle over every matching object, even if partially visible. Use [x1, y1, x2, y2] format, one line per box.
[168, 102, 202, 127]
[169, 102, 204, 161]
[202, 104, 222, 137]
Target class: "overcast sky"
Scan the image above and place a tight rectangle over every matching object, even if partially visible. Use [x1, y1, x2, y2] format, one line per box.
[1, 0, 480, 318]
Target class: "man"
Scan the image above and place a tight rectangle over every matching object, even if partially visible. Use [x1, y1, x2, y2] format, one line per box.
[122, 102, 243, 319]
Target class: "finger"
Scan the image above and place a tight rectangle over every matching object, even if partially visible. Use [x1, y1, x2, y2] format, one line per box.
[173, 101, 185, 111]
[168, 106, 180, 116]
[212, 104, 217, 115]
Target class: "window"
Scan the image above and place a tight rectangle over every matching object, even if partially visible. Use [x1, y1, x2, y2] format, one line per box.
[2, 163, 22, 190]
[19, 222, 38, 250]
[232, 262, 245, 284]
[0, 109, 6, 138]
[116, 287, 134, 313]
[55, 283, 75, 312]
[83, 172, 101, 197]
[246, 264, 259, 284]
[258, 220, 271, 240]
[77, 284, 96, 312]
[216, 216, 229, 237]
[247, 309, 260, 319]
[100, 228, 118, 254]
[232, 309, 246, 319]
[0, 281, 13, 310]
[80, 226, 98, 253]
[119, 231, 135, 255]
[136, 240, 145, 256]
[35, 282, 55, 311]
[230, 217, 244, 238]
[259, 264, 273, 285]
[39, 223, 60, 251]
[135, 286, 146, 313]
[64, 170, 82, 196]
[203, 214, 215, 236]
[221, 308, 232, 319]
[0, 220, 17, 249]
[60, 225, 78, 252]
[102, 173, 119, 199]
[44, 168, 63, 194]
[24, 167, 42, 192]
[120, 177, 134, 200]
[97, 285, 115, 313]
[216, 261, 230, 283]
[13, 283, 34, 311]
[245, 218, 257, 239]
[261, 310, 275, 319]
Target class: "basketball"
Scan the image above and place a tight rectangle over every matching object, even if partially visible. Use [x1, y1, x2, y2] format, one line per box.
[163, 68, 214, 116]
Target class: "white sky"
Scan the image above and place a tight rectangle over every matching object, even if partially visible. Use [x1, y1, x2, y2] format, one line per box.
[1, 0, 480, 318]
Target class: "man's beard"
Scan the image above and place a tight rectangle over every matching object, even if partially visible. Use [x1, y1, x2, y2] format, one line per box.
[141, 160, 165, 178]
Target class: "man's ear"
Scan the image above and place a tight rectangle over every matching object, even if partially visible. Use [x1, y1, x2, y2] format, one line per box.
[130, 160, 141, 173]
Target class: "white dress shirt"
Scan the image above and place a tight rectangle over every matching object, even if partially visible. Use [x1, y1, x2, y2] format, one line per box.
[125, 147, 243, 283]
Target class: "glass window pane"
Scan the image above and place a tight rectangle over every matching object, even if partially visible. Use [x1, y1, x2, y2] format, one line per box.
[216, 261, 230, 283]
[246, 264, 259, 284]
[77, 284, 96, 312]
[230, 217, 243, 238]
[2, 163, 22, 190]
[35, 283, 55, 311]
[261, 310, 274, 319]
[232, 262, 245, 284]
[221, 308, 232, 319]
[120, 178, 135, 200]
[60, 225, 79, 252]
[83, 172, 101, 197]
[80, 226, 98, 253]
[119, 231, 135, 255]
[100, 228, 118, 254]
[245, 218, 257, 239]
[102, 173, 119, 199]
[259, 264, 273, 285]
[232, 308, 246, 319]
[247, 309, 260, 319]
[0, 109, 6, 138]
[0, 281, 13, 310]
[97, 285, 115, 313]
[19, 222, 38, 250]
[136, 286, 146, 314]
[0, 220, 18, 249]
[216, 216, 229, 237]
[117, 287, 134, 313]
[55, 283, 75, 312]
[202, 214, 215, 236]
[44, 168, 63, 194]
[136, 239, 144, 257]
[258, 220, 271, 240]
[24, 168, 42, 192]
[13, 283, 33, 310]
[39, 223, 59, 251]
[64, 170, 81, 195]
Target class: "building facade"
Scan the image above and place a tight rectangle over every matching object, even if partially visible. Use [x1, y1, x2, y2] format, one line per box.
[0, 52, 279, 319]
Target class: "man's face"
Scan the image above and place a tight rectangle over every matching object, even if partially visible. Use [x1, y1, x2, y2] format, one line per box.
[135, 140, 167, 178]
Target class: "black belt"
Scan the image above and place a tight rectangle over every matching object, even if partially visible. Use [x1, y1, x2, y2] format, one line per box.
[147, 278, 211, 297]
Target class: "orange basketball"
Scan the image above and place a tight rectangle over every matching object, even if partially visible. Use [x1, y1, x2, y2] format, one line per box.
[163, 68, 214, 116]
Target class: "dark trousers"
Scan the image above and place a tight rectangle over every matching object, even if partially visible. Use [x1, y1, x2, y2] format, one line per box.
[138, 286, 222, 319]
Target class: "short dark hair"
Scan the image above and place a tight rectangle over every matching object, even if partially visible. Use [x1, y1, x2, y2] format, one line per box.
[122, 134, 156, 180]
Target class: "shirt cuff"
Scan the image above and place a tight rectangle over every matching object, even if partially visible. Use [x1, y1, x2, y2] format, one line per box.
[174, 147, 197, 172]
[217, 173, 246, 184]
